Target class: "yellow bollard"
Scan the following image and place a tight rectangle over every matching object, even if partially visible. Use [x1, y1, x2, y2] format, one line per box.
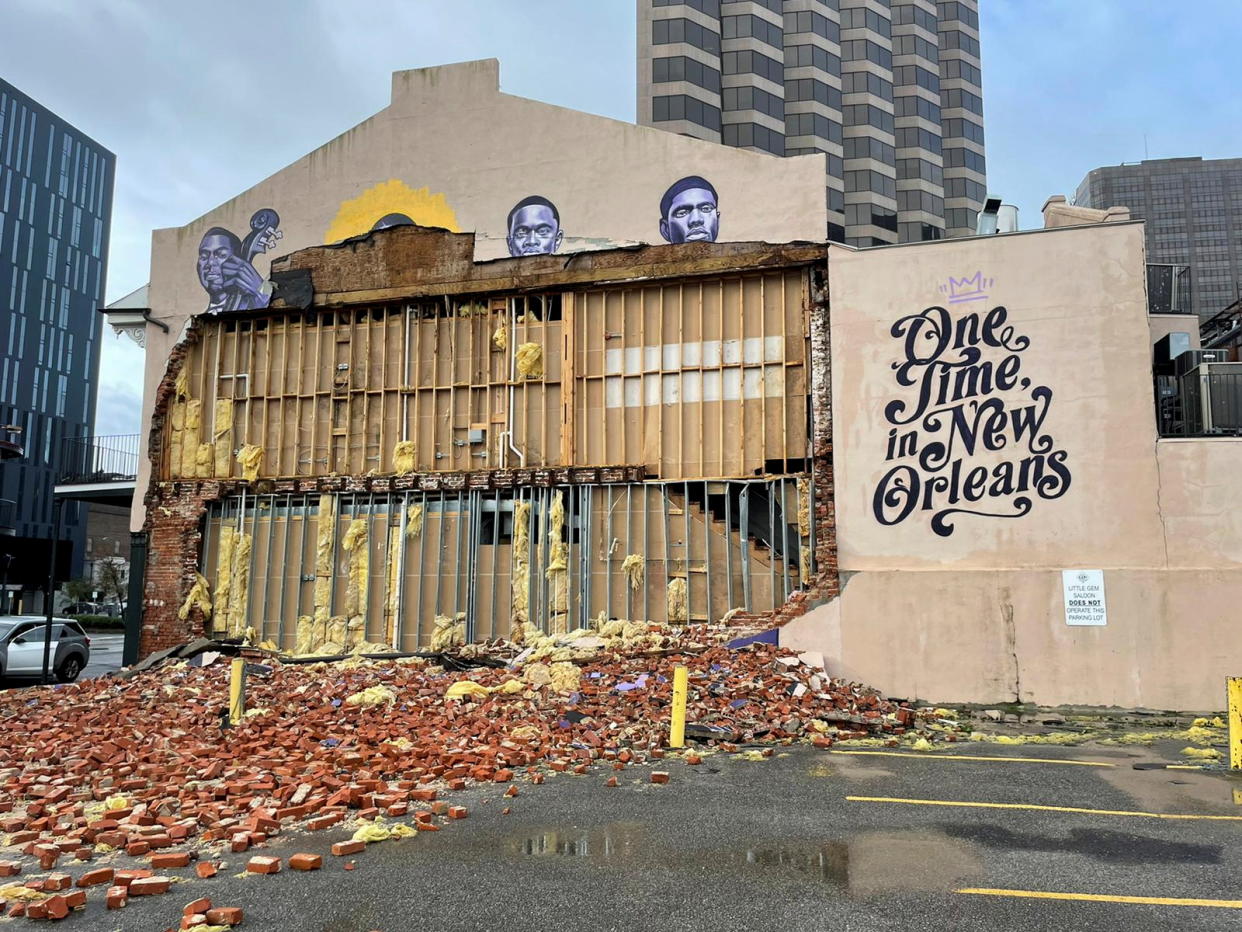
[229, 658, 246, 727]
[669, 665, 688, 749]
[1229, 677, 1242, 771]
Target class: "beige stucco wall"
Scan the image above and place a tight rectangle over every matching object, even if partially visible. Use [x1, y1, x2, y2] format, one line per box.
[1147, 312, 1200, 353]
[799, 223, 1242, 709]
[132, 58, 828, 531]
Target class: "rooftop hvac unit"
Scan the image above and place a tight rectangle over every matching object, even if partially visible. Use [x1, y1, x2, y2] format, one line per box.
[1180, 361, 1242, 434]
[1174, 348, 1231, 378]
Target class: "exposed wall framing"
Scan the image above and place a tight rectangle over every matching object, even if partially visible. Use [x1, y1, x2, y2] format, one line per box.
[200, 478, 810, 650]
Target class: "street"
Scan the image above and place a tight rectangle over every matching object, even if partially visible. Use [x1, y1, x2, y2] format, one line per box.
[59, 741, 1242, 932]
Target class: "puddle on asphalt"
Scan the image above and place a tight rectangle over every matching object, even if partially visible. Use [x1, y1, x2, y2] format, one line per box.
[511, 824, 980, 895]
[1098, 748, 1242, 813]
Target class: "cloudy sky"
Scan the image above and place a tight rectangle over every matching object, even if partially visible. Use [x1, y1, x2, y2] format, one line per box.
[2, 0, 1239, 435]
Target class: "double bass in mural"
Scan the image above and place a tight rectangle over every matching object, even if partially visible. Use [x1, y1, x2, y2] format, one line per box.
[195, 208, 283, 314]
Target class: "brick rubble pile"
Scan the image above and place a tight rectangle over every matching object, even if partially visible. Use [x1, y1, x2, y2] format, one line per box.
[0, 625, 914, 921]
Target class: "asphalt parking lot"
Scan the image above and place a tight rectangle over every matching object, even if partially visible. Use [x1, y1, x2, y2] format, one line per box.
[70, 740, 1242, 932]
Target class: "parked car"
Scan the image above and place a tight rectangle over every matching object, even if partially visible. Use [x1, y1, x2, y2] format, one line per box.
[62, 601, 101, 616]
[0, 617, 90, 682]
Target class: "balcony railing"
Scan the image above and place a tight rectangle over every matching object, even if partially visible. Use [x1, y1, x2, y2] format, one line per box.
[58, 434, 140, 484]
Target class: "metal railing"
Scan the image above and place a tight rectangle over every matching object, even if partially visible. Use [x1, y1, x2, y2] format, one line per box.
[58, 434, 140, 484]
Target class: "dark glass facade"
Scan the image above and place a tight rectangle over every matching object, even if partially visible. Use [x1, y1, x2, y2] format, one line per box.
[639, 0, 986, 245]
[0, 79, 114, 588]
[1076, 157, 1242, 320]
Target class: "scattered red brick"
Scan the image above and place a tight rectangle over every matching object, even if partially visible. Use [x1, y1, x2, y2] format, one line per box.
[246, 856, 281, 874]
[205, 905, 244, 925]
[128, 875, 172, 896]
[183, 896, 212, 916]
[150, 851, 191, 869]
[105, 886, 128, 910]
[289, 853, 322, 871]
[194, 862, 219, 879]
[606, 776, 618, 787]
[651, 771, 670, 784]
[448, 806, 468, 820]
[77, 867, 114, 887]
[332, 841, 365, 857]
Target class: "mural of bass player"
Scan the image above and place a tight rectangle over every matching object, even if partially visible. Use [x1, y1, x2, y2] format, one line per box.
[196, 208, 283, 314]
[506, 196, 563, 257]
[659, 175, 720, 244]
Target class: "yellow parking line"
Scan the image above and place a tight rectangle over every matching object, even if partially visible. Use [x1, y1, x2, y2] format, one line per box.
[830, 750, 1114, 768]
[847, 796, 1242, 821]
[956, 888, 1242, 909]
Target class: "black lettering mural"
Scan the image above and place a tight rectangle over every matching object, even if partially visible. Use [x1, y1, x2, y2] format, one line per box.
[659, 175, 720, 243]
[196, 208, 282, 314]
[506, 196, 563, 256]
[871, 274, 1071, 537]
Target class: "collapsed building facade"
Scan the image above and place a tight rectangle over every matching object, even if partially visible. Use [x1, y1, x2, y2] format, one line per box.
[118, 61, 1242, 710]
[146, 231, 836, 656]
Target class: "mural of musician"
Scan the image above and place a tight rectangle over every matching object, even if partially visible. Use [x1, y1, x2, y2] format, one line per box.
[658, 176, 720, 244]
[196, 208, 283, 314]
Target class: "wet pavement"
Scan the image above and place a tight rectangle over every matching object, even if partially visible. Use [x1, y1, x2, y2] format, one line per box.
[73, 740, 1242, 931]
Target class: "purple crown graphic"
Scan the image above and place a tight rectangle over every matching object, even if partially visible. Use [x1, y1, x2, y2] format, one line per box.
[938, 271, 994, 303]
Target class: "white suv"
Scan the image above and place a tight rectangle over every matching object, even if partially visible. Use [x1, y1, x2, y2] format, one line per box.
[0, 617, 91, 682]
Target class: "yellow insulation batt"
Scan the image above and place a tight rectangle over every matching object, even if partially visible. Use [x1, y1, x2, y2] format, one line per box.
[327, 615, 348, 648]
[214, 526, 236, 635]
[177, 573, 212, 623]
[315, 495, 336, 576]
[392, 440, 416, 476]
[510, 501, 531, 631]
[168, 401, 186, 477]
[430, 613, 466, 651]
[546, 493, 568, 629]
[182, 399, 202, 479]
[195, 442, 214, 479]
[385, 525, 402, 644]
[213, 399, 234, 478]
[226, 533, 252, 637]
[341, 520, 369, 620]
[405, 504, 424, 539]
[621, 554, 644, 591]
[796, 477, 811, 537]
[515, 342, 543, 379]
[492, 321, 507, 351]
[236, 445, 264, 482]
[294, 615, 316, 655]
[174, 366, 190, 400]
[667, 577, 688, 623]
[346, 616, 365, 649]
[549, 661, 581, 695]
[445, 680, 490, 701]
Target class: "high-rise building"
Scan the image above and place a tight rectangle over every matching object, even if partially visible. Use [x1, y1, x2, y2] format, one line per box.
[0, 78, 115, 593]
[1076, 157, 1242, 320]
[636, 0, 986, 245]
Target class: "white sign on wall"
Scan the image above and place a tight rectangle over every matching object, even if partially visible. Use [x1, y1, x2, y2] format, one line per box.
[1062, 569, 1107, 626]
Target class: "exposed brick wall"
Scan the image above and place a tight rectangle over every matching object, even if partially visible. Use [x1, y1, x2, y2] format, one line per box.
[727, 265, 839, 628]
[140, 481, 223, 657]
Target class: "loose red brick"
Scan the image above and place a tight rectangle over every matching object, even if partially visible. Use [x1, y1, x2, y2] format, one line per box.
[43, 872, 72, 891]
[182, 914, 209, 930]
[246, 856, 281, 874]
[331, 840, 365, 857]
[205, 906, 244, 925]
[183, 896, 212, 916]
[0, 861, 20, 877]
[289, 853, 322, 871]
[129, 875, 172, 896]
[105, 886, 128, 910]
[448, 806, 468, 820]
[45, 895, 70, 920]
[651, 771, 670, 784]
[195, 862, 219, 879]
[77, 867, 115, 887]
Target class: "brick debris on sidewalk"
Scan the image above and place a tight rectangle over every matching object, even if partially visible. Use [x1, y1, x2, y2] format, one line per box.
[0, 623, 916, 922]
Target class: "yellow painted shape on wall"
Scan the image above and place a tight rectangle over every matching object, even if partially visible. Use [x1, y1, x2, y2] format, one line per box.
[324, 179, 460, 244]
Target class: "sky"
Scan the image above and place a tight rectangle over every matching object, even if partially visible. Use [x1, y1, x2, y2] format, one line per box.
[1, 0, 1240, 436]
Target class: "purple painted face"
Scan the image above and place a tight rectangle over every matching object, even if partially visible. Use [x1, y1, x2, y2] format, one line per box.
[197, 233, 236, 297]
[661, 188, 719, 243]
[507, 204, 563, 256]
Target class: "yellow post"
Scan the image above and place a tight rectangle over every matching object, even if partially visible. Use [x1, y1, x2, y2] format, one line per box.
[229, 658, 246, 727]
[1228, 677, 1242, 771]
[669, 665, 688, 749]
